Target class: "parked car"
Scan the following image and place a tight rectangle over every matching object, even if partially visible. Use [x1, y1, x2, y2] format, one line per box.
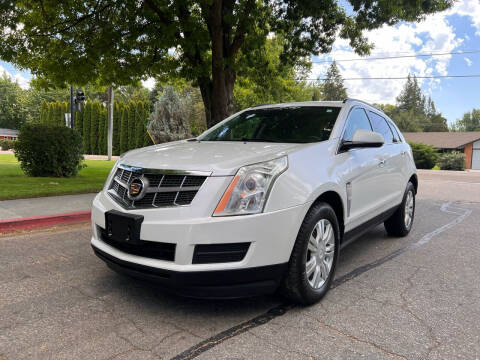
[91, 99, 417, 304]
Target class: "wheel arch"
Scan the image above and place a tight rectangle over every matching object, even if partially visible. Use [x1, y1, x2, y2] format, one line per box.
[310, 190, 345, 239]
[409, 174, 418, 194]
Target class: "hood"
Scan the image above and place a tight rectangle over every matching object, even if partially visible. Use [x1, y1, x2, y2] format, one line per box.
[120, 140, 310, 176]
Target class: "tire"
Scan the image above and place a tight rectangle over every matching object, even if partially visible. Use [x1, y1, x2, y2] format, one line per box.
[280, 202, 340, 305]
[384, 182, 416, 237]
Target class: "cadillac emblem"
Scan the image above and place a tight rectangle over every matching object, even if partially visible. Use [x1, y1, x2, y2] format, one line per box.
[127, 177, 148, 200]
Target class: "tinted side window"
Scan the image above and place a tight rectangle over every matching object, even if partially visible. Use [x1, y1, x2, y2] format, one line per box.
[369, 111, 394, 143]
[343, 108, 372, 141]
[388, 121, 402, 142]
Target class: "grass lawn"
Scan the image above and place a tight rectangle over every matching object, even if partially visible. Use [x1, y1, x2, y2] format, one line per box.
[0, 154, 114, 200]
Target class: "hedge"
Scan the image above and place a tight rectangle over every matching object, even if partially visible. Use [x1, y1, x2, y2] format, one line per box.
[408, 142, 439, 169]
[40, 99, 151, 155]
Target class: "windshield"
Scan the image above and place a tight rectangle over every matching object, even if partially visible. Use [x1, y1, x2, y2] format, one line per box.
[199, 106, 340, 143]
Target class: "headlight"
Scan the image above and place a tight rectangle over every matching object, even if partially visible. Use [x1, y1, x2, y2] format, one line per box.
[213, 156, 288, 216]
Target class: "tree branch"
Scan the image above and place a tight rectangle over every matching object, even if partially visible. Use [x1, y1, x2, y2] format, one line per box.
[228, 0, 255, 58]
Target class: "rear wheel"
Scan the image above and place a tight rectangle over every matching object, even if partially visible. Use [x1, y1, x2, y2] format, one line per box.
[384, 182, 415, 237]
[280, 202, 340, 305]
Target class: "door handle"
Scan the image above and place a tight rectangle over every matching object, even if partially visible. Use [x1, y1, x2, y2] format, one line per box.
[379, 159, 386, 167]
[401, 151, 407, 156]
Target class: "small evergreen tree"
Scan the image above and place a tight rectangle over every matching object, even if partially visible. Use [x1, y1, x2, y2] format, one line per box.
[90, 102, 100, 154]
[47, 103, 55, 125]
[120, 105, 129, 154]
[148, 86, 192, 143]
[98, 106, 105, 155]
[113, 102, 121, 155]
[83, 101, 92, 154]
[128, 103, 136, 150]
[54, 101, 62, 126]
[321, 61, 347, 101]
[102, 108, 108, 154]
[134, 101, 145, 148]
[75, 108, 83, 136]
[40, 100, 48, 124]
[143, 101, 153, 146]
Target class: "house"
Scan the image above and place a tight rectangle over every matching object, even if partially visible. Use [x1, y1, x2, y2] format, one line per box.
[403, 132, 480, 170]
[0, 128, 19, 141]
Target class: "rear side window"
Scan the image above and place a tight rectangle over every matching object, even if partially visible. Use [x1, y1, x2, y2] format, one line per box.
[343, 107, 372, 141]
[368, 111, 394, 143]
[388, 121, 402, 142]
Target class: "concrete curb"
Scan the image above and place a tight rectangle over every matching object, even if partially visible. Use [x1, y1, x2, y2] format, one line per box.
[0, 211, 91, 234]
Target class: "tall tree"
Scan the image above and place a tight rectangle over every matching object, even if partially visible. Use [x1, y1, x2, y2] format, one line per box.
[396, 74, 425, 118]
[0, 72, 26, 129]
[0, 0, 451, 128]
[320, 61, 347, 101]
[233, 36, 314, 110]
[452, 109, 480, 131]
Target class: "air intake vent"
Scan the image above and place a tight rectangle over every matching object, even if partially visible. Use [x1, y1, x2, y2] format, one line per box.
[99, 227, 176, 261]
[192, 243, 250, 264]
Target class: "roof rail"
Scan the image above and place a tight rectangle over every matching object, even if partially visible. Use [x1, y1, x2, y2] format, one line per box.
[342, 98, 384, 113]
[251, 103, 273, 108]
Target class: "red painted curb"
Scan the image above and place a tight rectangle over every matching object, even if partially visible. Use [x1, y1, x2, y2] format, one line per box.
[0, 210, 91, 233]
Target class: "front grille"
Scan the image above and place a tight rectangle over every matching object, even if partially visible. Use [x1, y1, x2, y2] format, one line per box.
[99, 227, 176, 261]
[192, 243, 251, 264]
[108, 166, 208, 209]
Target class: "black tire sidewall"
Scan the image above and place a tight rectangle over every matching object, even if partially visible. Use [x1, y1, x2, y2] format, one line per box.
[295, 203, 340, 304]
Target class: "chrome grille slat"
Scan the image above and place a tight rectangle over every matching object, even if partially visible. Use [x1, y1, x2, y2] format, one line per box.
[108, 166, 207, 209]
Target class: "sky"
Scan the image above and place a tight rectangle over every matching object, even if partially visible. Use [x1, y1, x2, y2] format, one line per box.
[1, 0, 479, 126]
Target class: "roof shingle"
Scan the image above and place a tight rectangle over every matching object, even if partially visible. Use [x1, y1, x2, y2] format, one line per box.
[403, 132, 480, 149]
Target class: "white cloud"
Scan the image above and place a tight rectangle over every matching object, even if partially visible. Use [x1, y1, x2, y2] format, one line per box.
[0, 66, 30, 89]
[309, 0, 476, 104]
[141, 77, 155, 90]
[464, 57, 473, 66]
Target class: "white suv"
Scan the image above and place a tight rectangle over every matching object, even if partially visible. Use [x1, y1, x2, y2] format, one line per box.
[91, 99, 417, 304]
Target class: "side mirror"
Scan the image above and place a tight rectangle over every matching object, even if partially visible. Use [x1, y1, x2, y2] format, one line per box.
[340, 129, 384, 152]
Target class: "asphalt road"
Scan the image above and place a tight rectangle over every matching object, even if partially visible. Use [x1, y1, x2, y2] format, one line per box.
[1, 171, 479, 359]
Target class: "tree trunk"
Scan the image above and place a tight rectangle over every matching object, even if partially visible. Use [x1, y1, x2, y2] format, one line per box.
[201, 0, 236, 129]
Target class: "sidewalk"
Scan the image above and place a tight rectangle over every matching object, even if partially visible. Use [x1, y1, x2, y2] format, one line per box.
[0, 193, 96, 221]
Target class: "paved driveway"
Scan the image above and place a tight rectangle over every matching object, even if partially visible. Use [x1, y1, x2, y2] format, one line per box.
[1, 171, 479, 359]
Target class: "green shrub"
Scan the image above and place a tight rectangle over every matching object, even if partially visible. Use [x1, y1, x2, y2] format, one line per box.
[438, 151, 465, 171]
[0, 139, 14, 150]
[408, 142, 439, 169]
[13, 124, 84, 177]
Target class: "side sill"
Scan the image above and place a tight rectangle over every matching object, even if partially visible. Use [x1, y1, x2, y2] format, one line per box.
[341, 205, 399, 250]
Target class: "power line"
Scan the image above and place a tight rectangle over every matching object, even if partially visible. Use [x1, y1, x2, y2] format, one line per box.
[312, 50, 480, 63]
[310, 74, 480, 81]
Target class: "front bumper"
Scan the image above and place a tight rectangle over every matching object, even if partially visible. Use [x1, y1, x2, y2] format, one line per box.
[93, 246, 287, 298]
[91, 190, 309, 297]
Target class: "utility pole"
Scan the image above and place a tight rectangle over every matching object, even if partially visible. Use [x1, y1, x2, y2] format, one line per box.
[107, 86, 114, 161]
[70, 85, 75, 129]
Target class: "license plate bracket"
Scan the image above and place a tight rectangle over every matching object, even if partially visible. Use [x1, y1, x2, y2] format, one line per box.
[105, 210, 144, 245]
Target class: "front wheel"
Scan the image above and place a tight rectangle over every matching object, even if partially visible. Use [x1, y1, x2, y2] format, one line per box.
[280, 202, 340, 305]
[384, 182, 416, 237]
